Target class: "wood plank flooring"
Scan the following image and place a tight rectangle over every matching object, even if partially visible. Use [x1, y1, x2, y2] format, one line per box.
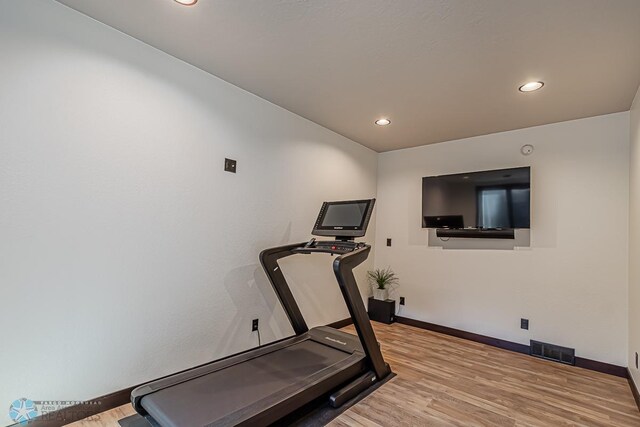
[68, 322, 640, 426]
[333, 323, 640, 427]
[68, 404, 135, 427]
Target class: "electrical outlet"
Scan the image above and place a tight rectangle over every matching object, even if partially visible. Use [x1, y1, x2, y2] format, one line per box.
[252, 318, 259, 331]
[399, 296, 405, 305]
[224, 158, 237, 173]
[636, 352, 638, 369]
[520, 318, 529, 330]
[386, 238, 392, 247]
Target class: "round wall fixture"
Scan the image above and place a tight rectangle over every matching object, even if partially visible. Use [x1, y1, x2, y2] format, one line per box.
[521, 144, 534, 155]
[375, 118, 391, 126]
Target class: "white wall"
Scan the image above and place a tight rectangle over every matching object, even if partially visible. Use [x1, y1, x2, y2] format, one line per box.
[0, 1, 377, 424]
[375, 113, 630, 366]
[629, 84, 640, 389]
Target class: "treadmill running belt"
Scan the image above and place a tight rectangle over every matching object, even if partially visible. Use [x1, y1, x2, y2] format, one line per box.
[141, 340, 353, 427]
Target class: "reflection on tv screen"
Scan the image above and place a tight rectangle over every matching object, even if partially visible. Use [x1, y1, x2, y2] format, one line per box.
[422, 167, 530, 229]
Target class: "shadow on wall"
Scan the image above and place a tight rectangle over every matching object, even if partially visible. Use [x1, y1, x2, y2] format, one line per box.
[35, 1, 357, 156]
[215, 224, 294, 355]
[215, 263, 291, 355]
[38, 8, 262, 139]
[278, 254, 345, 326]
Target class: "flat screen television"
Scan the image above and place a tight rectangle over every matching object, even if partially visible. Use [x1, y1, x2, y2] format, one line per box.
[422, 167, 530, 229]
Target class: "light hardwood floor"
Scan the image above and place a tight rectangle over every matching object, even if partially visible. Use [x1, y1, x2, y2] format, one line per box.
[68, 322, 640, 427]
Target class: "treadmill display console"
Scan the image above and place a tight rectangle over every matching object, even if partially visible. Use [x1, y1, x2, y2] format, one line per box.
[312, 199, 375, 239]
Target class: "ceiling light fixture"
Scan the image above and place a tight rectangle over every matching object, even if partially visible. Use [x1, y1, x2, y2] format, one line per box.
[375, 118, 391, 126]
[519, 81, 544, 92]
[174, 0, 197, 5]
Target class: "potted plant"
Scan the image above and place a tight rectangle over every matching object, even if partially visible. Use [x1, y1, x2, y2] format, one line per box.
[367, 267, 399, 301]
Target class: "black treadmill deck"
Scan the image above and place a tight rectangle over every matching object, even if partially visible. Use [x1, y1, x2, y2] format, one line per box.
[134, 327, 366, 427]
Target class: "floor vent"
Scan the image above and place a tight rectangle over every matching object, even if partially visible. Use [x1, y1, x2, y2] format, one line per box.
[530, 340, 575, 365]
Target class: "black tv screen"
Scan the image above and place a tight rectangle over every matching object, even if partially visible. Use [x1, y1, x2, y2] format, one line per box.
[422, 167, 530, 229]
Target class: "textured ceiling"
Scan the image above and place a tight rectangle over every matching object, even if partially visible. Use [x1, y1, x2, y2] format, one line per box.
[56, 0, 640, 152]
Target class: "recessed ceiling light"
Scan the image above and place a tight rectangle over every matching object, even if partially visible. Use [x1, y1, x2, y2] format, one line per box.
[519, 81, 544, 92]
[174, 0, 197, 5]
[375, 118, 391, 126]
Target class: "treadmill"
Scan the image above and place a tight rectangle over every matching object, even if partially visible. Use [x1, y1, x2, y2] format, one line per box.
[131, 198, 392, 426]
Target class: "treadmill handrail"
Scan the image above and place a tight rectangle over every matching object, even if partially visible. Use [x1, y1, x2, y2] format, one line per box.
[333, 247, 391, 380]
[259, 242, 310, 335]
[260, 242, 391, 381]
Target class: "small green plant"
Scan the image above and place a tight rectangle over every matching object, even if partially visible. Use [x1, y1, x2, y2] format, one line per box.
[367, 267, 399, 290]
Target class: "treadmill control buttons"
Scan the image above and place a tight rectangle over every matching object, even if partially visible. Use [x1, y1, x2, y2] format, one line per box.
[293, 240, 364, 254]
